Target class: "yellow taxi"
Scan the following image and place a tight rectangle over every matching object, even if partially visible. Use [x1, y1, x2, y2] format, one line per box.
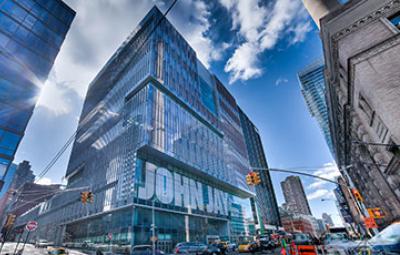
[238, 241, 258, 253]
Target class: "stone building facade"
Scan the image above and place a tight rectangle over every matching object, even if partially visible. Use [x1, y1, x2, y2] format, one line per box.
[305, 0, 400, 226]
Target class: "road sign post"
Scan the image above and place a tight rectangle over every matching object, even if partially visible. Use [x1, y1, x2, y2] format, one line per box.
[13, 228, 24, 255]
[20, 221, 38, 254]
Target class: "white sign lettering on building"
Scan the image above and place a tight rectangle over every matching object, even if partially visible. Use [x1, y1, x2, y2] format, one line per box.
[137, 163, 230, 216]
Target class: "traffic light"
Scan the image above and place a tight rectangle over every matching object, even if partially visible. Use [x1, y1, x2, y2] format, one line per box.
[351, 188, 364, 202]
[81, 191, 89, 204]
[246, 173, 254, 185]
[253, 172, 261, 185]
[4, 214, 16, 228]
[246, 172, 261, 185]
[88, 192, 94, 203]
[368, 208, 385, 219]
[81, 191, 94, 204]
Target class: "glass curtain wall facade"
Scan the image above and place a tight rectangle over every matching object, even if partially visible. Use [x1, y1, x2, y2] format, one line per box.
[0, 0, 75, 181]
[298, 59, 335, 158]
[36, 6, 256, 251]
[238, 108, 281, 228]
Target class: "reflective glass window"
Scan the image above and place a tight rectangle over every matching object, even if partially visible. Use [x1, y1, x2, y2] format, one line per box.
[0, 129, 21, 156]
[0, 12, 19, 34]
[17, 0, 35, 10]
[0, 158, 10, 178]
[0, 31, 9, 47]
[2, 0, 28, 23]
[0, 102, 31, 132]
[389, 12, 400, 29]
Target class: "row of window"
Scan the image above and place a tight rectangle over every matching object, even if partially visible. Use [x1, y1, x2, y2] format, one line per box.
[358, 93, 389, 142]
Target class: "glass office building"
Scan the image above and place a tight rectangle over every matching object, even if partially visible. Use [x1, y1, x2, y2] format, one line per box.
[298, 60, 335, 157]
[34, 6, 262, 250]
[0, 0, 75, 182]
[238, 108, 281, 229]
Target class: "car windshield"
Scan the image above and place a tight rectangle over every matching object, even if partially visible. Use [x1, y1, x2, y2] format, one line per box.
[294, 234, 309, 241]
[370, 223, 400, 245]
[325, 233, 349, 242]
[134, 246, 151, 251]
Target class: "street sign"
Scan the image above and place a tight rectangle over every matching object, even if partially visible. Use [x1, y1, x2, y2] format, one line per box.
[25, 221, 38, 232]
[364, 217, 378, 229]
[150, 236, 158, 242]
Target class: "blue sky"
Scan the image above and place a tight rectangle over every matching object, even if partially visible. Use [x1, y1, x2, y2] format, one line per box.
[14, 0, 342, 224]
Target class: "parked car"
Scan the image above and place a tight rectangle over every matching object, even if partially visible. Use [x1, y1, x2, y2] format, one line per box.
[36, 239, 54, 248]
[206, 243, 221, 255]
[258, 235, 276, 250]
[175, 242, 208, 254]
[132, 245, 164, 255]
[47, 246, 68, 255]
[291, 233, 313, 245]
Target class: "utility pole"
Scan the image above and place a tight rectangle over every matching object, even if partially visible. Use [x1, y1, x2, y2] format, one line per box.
[151, 199, 156, 255]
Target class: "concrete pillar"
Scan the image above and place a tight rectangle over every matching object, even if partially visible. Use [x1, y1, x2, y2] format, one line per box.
[303, 0, 341, 29]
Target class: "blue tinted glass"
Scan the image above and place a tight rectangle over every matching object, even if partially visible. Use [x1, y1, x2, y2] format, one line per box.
[0, 102, 31, 132]
[23, 14, 36, 29]
[2, 0, 28, 22]
[0, 158, 10, 177]
[199, 78, 216, 114]
[18, 0, 35, 10]
[390, 15, 400, 28]
[0, 130, 21, 156]
[0, 12, 19, 34]
[0, 31, 9, 47]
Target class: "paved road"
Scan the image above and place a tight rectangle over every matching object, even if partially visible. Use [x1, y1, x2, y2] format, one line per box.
[0, 243, 283, 255]
[0, 242, 89, 255]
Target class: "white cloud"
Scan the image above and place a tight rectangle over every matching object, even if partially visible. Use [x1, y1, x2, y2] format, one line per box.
[307, 189, 334, 201]
[166, 0, 222, 68]
[37, 72, 75, 116]
[220, 0, 312, 83]
[275, 77, 289, 86]
[306, 162, 341, 201]
[289, 21, 313, 45]
[225, 42, 263, 82]
[36, 177, 53, 185]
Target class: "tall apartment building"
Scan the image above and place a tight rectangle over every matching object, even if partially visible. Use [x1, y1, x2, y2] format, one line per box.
[322, 212, 334, 226]
[298, 59, 335, 157]
[0, 160, 34, 222]
[238, 108, 281, 228]
[27, 6, 274, 249]
[304, 0, 400, 226]
[281, 176, 312, 215]
[0, 0, 75, 186]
